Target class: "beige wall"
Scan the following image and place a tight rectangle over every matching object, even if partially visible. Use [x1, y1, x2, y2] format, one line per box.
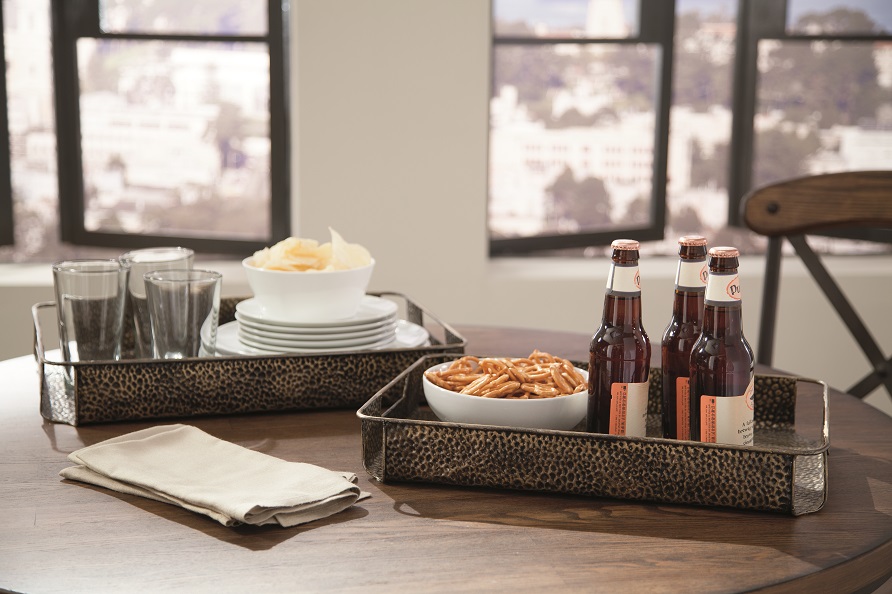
[1, 0, 890, 415]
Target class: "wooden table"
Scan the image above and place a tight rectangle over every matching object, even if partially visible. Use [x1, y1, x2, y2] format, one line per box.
[1, 327, 890, 593]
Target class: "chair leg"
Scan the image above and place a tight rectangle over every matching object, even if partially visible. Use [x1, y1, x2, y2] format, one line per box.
[757, 236, 783, 366]
[789, 235, 892, 400]
[846, 356, 892, 402]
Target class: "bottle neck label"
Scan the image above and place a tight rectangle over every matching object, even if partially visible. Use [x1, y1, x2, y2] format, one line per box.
[607, 263, 641, 295]
[705, 272, 741, 305]
[675, 259, 708, 291]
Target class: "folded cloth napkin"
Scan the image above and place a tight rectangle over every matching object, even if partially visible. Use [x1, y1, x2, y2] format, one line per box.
[60, 424, 369, 527]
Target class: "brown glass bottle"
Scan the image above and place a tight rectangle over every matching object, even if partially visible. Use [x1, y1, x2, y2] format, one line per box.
[689, 247, 755, 445]
[587, 239, 652, 436]
[660, 235, 708, 440]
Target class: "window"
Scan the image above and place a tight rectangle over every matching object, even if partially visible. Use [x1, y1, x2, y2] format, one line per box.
[0, 0, 289, 262]
[489, 0, 892, 256]
[489, 0, 675, 255]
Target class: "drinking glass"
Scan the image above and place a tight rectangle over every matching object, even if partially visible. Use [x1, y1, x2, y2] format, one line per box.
[52, 259, 129, 361]
[119, 247, 195, 358]
[144, 269, 222, 359]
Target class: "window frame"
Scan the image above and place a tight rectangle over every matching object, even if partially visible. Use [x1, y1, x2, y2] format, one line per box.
[488, 0, 676, 256]
[728, 0, 892, 244]
[0, 2, 13, 247]
[50, 0, 290, 254]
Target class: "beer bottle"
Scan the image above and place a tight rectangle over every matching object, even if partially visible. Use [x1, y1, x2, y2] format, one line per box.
[660, 235, 708, 440]
[587, 239, 652, 436]
[689, 247, 755, 445]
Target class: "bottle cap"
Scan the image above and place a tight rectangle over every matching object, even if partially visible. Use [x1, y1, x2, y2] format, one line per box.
[611, 239, 640, 251]
[679, 235, 707, 246]
[709, 246, 739, 258]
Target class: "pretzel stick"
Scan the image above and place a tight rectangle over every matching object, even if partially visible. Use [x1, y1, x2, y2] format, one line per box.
[461, 374, 494, 395]
[550, 365, 573, 394]
[481, 381, 521, 398]
[521, 383, 560, 398]
[424, 372, 455, 391]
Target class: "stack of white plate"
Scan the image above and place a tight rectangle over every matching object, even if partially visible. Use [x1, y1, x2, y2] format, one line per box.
[210, 295, 430, 356]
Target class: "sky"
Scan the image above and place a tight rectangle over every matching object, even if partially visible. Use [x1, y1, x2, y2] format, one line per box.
[493, 0, 892, 32]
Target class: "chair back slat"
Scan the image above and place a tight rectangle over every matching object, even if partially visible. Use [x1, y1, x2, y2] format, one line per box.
[743, 171, 892, 236]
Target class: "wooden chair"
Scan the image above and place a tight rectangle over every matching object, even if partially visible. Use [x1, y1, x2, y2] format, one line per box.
[742, 170, 892, 401]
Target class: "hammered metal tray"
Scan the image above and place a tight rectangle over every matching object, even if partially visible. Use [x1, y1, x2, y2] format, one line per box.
[357, 353, 830, 515]
[32, 292, 466, 425]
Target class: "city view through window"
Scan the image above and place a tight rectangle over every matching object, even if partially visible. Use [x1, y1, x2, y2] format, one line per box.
[77, 37, 271, 240]
[1, 1, 891, 263]
[1, 0, 273, 262]
[489, 0, 892, 255]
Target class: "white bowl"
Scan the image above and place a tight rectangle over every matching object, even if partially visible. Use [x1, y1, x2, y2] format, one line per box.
[422, 361, 588, 431]
[242, 257, 375, 323]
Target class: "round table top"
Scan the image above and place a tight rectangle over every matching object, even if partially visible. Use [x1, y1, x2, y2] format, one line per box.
[0, 326, 890, 593]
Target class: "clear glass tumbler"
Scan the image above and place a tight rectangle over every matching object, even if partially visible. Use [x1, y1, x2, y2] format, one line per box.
[52, 259, 130, 361]
[119, 247, 195, 358]
[144, 269, 222, 359]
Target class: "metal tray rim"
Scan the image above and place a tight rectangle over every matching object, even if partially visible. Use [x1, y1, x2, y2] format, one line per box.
[357, 353, 831, 458]
[32, 291, 467, 366]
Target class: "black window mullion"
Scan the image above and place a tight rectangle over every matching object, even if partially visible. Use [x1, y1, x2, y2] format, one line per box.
[52, 0, 88, 245]
[267, 0, 290, 246]
[647, 0, 676, 257]
[729, 0, 789, 226]
[0, 1, 14, 246]
[790, 33, 892, 43]
[51, 0, 289, 255]
[492, 227, 665, 256]
[488, 0, 675, 256]
[92, 33, 270, 43]
[494, 37, 648, 46]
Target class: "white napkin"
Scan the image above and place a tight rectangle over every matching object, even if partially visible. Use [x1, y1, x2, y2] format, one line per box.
[60, 424, 370, 527]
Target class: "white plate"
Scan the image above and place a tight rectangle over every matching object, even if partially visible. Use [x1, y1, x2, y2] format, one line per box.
[235, 295, 399, 328]
[237, 319, 397, 343]
[235, 312, 398, 337]
[238, 331, 395, 352]
[237, 323, 396, 348]
[209, 320, 430, 356]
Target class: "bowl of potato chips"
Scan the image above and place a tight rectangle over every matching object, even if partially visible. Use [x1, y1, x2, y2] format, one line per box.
[242, 228, 375, 322]
[422, 351, 588, 431]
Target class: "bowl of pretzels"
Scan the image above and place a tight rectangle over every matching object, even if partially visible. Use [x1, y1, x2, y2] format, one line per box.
[422, 351, 588, 431]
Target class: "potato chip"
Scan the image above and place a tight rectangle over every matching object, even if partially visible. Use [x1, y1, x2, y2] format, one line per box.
[327, 228, 372, 271]
[251, 229, 371, 272]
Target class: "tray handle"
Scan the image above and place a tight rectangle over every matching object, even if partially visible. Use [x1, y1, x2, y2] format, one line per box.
[31, 301, 55, 363]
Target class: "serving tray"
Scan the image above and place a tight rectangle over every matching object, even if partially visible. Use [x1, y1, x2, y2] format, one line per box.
[357, 353, 830, 516]
[32, 292, 466, 425]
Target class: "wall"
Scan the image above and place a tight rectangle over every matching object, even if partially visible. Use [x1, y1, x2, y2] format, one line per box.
[1, 0, 890, 415]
